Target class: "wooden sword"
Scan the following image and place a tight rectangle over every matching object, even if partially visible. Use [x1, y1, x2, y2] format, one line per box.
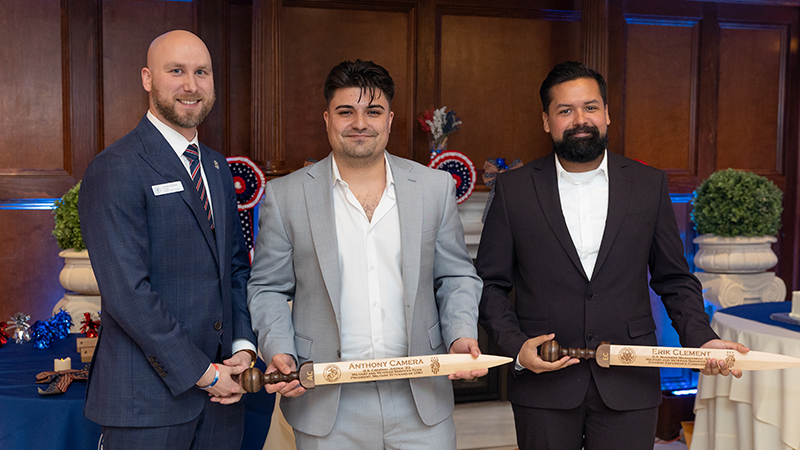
[242, 353, 513, 392]
[540, 340, 800, 371]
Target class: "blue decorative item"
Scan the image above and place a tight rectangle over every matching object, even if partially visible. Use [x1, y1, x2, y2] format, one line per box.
[50, 310, 73, 339]
[31, 320, 55, 349]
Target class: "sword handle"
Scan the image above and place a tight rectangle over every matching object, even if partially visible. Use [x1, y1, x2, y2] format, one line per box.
[242, 361, 315, 393]
[540, 340, 605, 362]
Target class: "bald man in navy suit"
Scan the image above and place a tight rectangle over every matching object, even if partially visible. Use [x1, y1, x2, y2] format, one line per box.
[79, 30, 257, 449]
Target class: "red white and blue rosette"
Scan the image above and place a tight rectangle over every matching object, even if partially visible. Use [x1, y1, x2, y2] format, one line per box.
[226, 156, 266, 262]
[428, 151, 476, 204]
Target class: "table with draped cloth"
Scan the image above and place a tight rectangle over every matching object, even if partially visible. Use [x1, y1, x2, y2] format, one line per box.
[692, 302, 800, 450]
[0, 334, 273, 449]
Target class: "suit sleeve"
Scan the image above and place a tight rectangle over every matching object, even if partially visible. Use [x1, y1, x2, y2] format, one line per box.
[79, 152, 210, 396]
[476, 175, 530, 358]
[432, 174, 483, 348]
[247, 181, 298, 363]
[648, 172, 719, 348]
[222, 161, 257, 348]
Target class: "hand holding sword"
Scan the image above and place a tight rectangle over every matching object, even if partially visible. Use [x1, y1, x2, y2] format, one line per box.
[535, 337, 800, 376]
[254, 337, 491, 397]
[520, 334, 754, 377]
[242, 350, 513, 394]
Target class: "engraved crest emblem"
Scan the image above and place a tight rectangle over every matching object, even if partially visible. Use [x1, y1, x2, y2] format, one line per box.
[618, 347, 636, 364]
[323, 364, 341, 383]
[431, 357, 440, 375]
[725, 354, 735, 369]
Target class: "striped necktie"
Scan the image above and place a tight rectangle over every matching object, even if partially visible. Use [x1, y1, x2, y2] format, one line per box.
[183, 144, 214, 229]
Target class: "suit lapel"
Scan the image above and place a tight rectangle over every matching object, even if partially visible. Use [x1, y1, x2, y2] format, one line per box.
[136, 117, 220, 267]
[303, 156, 342, 325]
[531, 155, 588, 280]
[591, 152, 631, 280]
[201, 145, 225, 272]
[390, 154, 422, 334]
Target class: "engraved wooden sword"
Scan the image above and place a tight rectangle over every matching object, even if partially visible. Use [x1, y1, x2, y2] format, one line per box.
[242, 354, 513, 392]
[540, 340, 800, 371]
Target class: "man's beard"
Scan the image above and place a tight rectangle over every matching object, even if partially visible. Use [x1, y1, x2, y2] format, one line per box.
[151, 85, 215, 129]
[552, 124, 608, 163]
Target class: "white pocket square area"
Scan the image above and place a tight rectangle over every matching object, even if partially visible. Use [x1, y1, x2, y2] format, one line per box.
[152, 181, 184, 196]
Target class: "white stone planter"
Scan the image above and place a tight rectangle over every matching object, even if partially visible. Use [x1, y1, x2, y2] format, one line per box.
[692, 234, 785, 308]
[693, 234, 778, 274]
[53, 249, 101, 333]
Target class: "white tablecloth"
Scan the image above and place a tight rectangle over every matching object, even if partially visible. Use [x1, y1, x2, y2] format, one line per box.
[692, 312, 800, 450]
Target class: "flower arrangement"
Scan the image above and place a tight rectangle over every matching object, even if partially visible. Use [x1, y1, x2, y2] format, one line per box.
[418, 106, 462, 155]
[691, 168, 783, 237]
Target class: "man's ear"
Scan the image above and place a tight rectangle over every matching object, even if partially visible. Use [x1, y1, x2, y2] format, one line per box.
[142, 67, 152, 93]
[542, 111, 550, 134]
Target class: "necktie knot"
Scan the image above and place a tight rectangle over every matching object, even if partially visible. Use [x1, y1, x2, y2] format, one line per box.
[183, 144, 199, 162]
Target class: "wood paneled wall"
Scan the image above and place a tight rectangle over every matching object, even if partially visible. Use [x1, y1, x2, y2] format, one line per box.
[1, 0, 799, 325]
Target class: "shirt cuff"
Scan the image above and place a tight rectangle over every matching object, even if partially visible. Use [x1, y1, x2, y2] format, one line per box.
[515, 354, 526, 373]
[232, 338, 257, 355]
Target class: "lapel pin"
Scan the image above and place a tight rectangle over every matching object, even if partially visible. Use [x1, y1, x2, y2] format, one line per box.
[214, 161, 220, 169]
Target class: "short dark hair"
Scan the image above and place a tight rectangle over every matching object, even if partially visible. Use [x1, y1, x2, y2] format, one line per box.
[540, 61, 607, 112]
[323, 59, 395, 106]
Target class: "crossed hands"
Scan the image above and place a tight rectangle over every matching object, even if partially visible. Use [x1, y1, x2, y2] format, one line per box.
[196, 350, 254, 405]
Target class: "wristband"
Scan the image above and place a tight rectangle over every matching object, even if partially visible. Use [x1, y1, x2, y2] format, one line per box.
[199, 364, 220, 390]
[239, 349, 257, 368]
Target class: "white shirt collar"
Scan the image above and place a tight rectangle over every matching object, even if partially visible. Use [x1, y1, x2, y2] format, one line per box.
[146, 110, 199, 155]
[331, 152, 395, 196]
[555, 150, 609, 184]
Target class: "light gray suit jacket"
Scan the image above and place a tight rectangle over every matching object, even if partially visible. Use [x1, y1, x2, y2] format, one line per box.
[247, 152, 482, 436]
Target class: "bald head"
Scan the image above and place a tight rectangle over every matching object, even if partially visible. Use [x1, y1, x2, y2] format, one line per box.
[146, 30, 211, 72]
[142, 30, 215, 140]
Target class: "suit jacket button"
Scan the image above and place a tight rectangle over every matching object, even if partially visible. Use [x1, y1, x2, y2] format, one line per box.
[586, 292, 594, 300]
[214, 322, 222, 331]
[587, 334, 595, 342]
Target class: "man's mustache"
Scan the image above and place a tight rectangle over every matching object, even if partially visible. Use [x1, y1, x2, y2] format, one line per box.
[563, 125, 599, 140]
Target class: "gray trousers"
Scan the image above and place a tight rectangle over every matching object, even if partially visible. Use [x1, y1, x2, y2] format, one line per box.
[294, 378, 457, 450]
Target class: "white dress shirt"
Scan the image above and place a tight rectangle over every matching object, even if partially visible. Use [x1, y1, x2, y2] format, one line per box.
[555, 151, 609, 280]
[332, 154, 408, 361]
[517, 151, 609, 372]
[146, 111, 255, 361]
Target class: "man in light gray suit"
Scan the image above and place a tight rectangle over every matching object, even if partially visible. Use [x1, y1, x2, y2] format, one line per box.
[247, 59, 484, 449]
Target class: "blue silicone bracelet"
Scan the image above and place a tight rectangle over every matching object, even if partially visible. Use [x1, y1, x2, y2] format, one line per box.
[199, 364, 219, 390]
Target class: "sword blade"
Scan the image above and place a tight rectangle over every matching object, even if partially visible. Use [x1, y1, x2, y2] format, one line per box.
[310, 354, 513, 386]
[595, 344, 800, 371]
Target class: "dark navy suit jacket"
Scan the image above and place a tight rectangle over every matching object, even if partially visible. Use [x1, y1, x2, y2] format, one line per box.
[477, 151, 718, 412]
[79, 115, 256, 427]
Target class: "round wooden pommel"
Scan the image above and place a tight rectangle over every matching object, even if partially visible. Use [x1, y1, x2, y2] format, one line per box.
[242, 367, 265, 393]
[540, 340, 561, 362]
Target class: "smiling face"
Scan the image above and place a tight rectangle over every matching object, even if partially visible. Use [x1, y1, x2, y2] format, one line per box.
[542, 77, 610, 164]
[141, 30, 215, 140]
[323, 86, 394, 167]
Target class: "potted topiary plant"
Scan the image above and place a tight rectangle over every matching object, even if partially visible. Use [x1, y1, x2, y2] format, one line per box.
[52, 181, 101, 331]
[691, 168, 783, 273]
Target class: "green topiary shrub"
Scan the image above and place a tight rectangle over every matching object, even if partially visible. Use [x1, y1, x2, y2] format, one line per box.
[52, 181, 85, 251]
[691, 169, 783, 237]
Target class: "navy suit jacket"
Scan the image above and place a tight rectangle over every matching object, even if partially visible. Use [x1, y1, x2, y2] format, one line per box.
[477, 151, 718, 412]
[79, 115, 256, 427]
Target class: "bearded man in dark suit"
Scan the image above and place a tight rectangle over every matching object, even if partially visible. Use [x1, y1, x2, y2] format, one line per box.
[477, 61, 747, 450]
